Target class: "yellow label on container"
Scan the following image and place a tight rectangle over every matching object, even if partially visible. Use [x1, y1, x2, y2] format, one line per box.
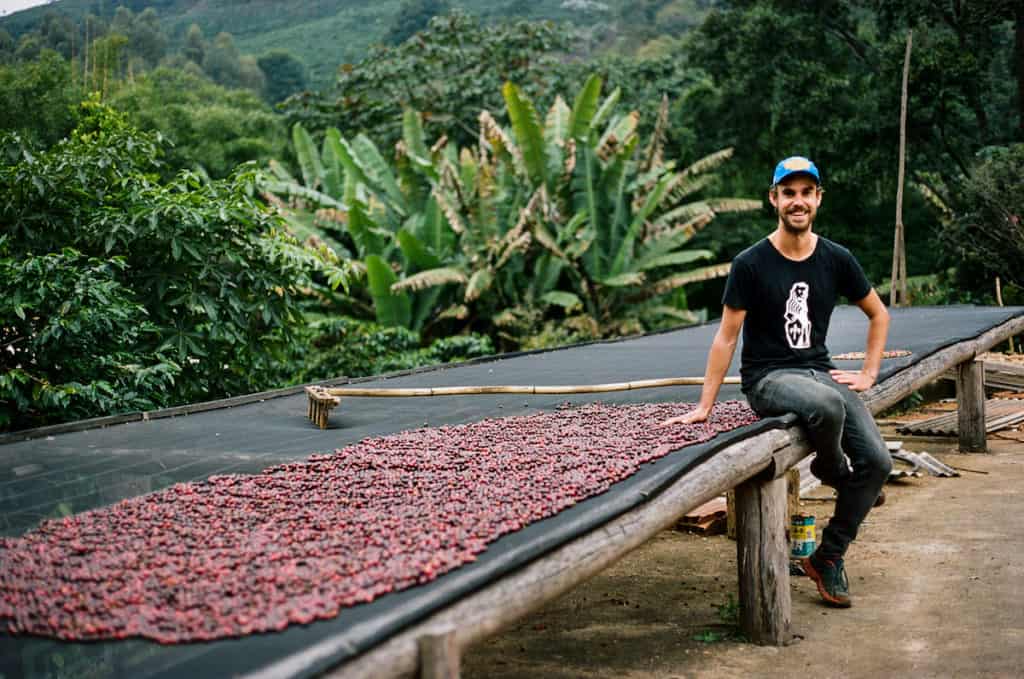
[791, 525, 815, 541]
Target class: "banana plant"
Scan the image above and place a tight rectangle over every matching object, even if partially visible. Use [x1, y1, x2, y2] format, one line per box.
[497, 76, 761, 335]
[262, 116, 461, 332]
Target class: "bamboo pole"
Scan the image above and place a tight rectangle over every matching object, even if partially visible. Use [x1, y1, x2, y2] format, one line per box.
[318, 376, 740, 399]
[890, 30, 912, 307]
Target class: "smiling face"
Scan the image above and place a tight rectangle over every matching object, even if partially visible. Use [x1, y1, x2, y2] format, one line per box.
[769, 174, 823, 234]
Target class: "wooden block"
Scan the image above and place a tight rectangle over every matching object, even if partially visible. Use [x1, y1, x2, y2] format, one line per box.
[680, 496, 727, 526]
[418, 625, 459, 679]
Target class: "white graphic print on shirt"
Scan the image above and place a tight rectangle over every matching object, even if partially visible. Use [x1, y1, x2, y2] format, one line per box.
[784, 282, 811, 349]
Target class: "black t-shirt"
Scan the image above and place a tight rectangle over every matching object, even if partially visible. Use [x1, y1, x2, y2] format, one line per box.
[722, 236, 872, 391]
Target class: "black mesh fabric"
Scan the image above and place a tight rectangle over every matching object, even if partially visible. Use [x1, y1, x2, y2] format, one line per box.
[1, 305, 1020, 678]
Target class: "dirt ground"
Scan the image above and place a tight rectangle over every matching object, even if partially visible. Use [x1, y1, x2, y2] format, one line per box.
[462, 422, 1024, 678]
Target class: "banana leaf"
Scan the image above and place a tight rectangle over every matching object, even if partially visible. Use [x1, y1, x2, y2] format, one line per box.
[569, 74, 602, 141]
[292, 123, 323, 191]
[503, 82, 547, 189]
[366, 254, 411, 328]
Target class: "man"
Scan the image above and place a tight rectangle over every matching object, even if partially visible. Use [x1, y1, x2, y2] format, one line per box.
[662, 156, 892, 608]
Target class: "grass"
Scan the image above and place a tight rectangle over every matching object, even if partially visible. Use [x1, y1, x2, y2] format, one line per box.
[691, 594, 745, 643]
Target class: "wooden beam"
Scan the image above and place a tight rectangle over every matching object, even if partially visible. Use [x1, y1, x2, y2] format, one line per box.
[735, 473, 791, 645]
[956, 360, 987, 452]
[862, 314, 1024, 414]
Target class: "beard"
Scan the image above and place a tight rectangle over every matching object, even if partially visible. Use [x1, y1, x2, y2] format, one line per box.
[777, 207, 815, 234]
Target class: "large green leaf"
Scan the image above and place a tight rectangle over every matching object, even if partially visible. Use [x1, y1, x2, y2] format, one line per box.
[402, 108, 430, 161]
[346, 200, 387, 259]
[365, 254, 411, 328]
[397, 228, 441, 270]
[260, 178, 347, 211]
[575, 144, 604, 278]
[502, 82, 546, 189]
[568, 74, 602, 141]
[539, 290, 582, 312]
[464, 268, 493, 302]
[544, 96, 571, 149]
[609, 172, 673, 276]
[352, 134, 407, 216]
[637, 249, 713, 271]
[324, 128, 366, 200]
[321, 133, 344, 199]
[589, 87, 621, 137]
[410, 286, 443, 333]
[599, 135, 639, 271]
[291, 123, 323, 191]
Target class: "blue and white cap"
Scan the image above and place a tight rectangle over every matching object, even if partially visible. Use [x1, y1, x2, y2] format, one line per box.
[772, 156, 821, 186]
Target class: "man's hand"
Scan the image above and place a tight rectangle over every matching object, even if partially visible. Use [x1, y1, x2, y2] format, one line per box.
[659, 405, 711, 427]
[830, 369, 875, 392]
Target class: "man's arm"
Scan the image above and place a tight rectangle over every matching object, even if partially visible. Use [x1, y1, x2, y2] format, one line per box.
[830, 289, 889, 392]
[661, 305, 746, 425]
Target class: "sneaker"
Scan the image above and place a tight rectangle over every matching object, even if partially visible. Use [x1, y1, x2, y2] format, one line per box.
[801, 554, 852, 608]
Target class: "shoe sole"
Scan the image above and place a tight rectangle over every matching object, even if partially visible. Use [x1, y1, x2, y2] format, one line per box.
[800, 557, 852, 608]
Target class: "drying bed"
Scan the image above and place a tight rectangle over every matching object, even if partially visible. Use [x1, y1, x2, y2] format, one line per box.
[2, 305, 1022, 679]
[0, 401, 760, 644]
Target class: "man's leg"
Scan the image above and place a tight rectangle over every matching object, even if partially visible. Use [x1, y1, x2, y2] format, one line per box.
[747, 369, 892, 607]
[746, 369, 851, 485]
[814, 374, 893, 562]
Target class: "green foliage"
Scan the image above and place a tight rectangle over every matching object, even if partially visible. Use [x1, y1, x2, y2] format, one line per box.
[934, 144, 1024, 293]
[256, 49, 308, 104]
[280, 12, 573, 149]
[0, 50, 83, 147]
[385, 0, 452, 45]
[288, 316, 495, 383]
[108, 67, 287, 179]
[676, 0, 1020, 285]
[202, 31, 265, 92]
[268, 75, 756, 348]
[0, 241, 180, 430]
[0, 101, 352, 431]
[691, 594, 743, 644]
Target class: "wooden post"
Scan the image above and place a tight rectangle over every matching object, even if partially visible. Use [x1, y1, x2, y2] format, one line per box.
[418, 625, 459, 679]
[956, 359, 987, 453]
[786, 468, 801, 525]
[734, 474, 791, 645]
[726, 489, 737, 540]
[890, 30, 913, 307]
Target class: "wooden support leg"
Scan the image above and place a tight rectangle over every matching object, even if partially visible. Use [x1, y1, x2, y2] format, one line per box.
[786, 468, 801, 525]
[735, 474, 791, 645]
[956, 359, 987, 453]
[418, 625, 459, 679]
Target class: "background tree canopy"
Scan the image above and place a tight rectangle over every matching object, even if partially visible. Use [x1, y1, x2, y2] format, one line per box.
[0, 0, 1021, 430]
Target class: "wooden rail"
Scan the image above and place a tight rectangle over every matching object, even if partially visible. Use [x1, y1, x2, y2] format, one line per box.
[248, 313, 1024, 679]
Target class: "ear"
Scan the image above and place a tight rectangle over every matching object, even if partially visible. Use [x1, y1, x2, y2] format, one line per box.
[768, 187, 778, 209]
[814, 187, 824, 207]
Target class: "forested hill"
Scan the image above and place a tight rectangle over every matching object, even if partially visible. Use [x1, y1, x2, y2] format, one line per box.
[0, 0, 715, 86]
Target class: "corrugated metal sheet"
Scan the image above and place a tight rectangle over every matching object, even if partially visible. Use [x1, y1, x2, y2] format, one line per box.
[896, 399, 1024, 436]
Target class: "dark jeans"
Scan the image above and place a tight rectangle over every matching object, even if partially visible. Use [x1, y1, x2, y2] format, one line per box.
[746, 368, 893, 561]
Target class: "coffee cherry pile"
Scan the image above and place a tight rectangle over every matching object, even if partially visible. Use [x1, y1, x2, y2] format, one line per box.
[0, 400, 758, 643]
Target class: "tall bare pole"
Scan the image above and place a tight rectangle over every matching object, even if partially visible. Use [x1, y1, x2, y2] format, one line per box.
[890, 30, 912, 307]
